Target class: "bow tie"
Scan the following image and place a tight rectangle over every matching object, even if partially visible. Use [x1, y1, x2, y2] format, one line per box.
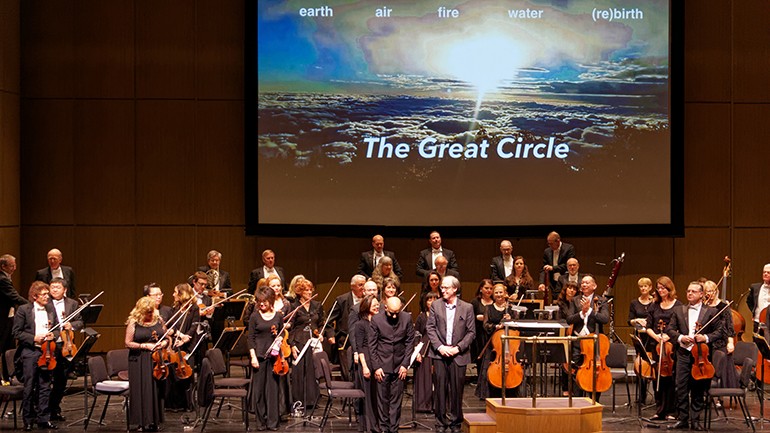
[445, 303, 456, 310]
[432, 249, 442, 254]
[36, 307, 46, 312]
[265, 268, 275, 273]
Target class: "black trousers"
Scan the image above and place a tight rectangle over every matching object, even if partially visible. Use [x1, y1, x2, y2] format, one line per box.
[376, 372, 404, 433]
[674, 348, 710, 424]
[20, 347, 52, 424]
[432, 358, 466, 429]
[251, 357, 280, 430]
[49, 344, 69, 416]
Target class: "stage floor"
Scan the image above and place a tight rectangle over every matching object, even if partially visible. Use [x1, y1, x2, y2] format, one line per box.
[1, 378, 764, 432]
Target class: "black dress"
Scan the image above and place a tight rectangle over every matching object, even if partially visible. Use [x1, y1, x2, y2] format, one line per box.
[127, 319, 166, 430]
[470, 298, 492, 378]
[476, 304, 521, 399]
[165, 305, 200, 411]
[288, 299, 324, 409]
[248, 310, 283, 430]
[646, 300, 682, 418]
[711, 300, 738, 388]
[628, 298, 654, 404]
[413, 312, 433, 412]
[351, 317, 379, 431]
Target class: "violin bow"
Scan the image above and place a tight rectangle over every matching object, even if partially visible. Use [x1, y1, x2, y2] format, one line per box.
[47, 291, 104, 333]
[400, 292, 417, 312]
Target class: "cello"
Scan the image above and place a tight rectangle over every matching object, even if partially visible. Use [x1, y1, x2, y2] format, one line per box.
[486, 326, 524, 389]
[576, 332, 612, 393]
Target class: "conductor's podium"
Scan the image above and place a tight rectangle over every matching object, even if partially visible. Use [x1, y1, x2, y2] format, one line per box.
[463, 398, 603, 433]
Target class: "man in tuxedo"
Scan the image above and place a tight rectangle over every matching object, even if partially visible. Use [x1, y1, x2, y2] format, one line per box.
[368, 296, 415, 433]
[34, 249, 76, 299]
[426, 276, 475, 433]
[48, 278, 83, 422]
[247, 249, 286, 294]
[190, 271, 213, 371]
[557, 258, 582, 289]
[357, 235, 403, 279]
[144, 283, 173, 323]
[565, 274, 609, 397]
[198, 250, 231, 293]
[435, 256, 460, 281]
[12, 281, 60, 431]
[0, 254, 28, 378]
[747, 263, 770, 329]
[665, 281, 724, 431]
[416, 231, 459, 279]
[324, 274, 365, 379]
[538, 231, 576, 300]
[490, 240, 514, 281]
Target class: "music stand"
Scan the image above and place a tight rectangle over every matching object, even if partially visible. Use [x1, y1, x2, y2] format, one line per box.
[753, 333, 770, 426]
[214, 327, 245, 376]
[211, 300, 246, 344]
[67, 328, 101, 427]
[631, 336, 656, 420]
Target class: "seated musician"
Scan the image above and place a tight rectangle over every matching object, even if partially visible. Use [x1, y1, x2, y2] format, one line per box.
[49, 278, 83, 422]
[665, 281, 724, 431]
[12, 281, 60, 431]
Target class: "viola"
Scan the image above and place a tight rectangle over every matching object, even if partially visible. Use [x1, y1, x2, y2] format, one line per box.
[170, 348, 193, 380]
[690, 322, 715, 380]
[270, 325, 290, 376]
[38, 340, 57, 371]
[655, 320, 674, 378]
[486, 328, 523, 389]
[61, 328, 77, 361]
[151, 331, 169, 381]
[576, 333, 612, 393]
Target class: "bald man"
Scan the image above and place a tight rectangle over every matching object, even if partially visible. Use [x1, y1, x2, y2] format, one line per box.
[35, 249, 77, 298]
[368, 296, 414, 433]
[357, 235, 403, 279]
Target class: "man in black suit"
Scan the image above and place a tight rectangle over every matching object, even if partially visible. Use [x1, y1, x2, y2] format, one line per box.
[426, 276, 475, 433]
[12, 281, 60, 431]
[416, 231, 459, 279]
[434, 256, 460, 281]
[368, 296, 414, 433]
[747, 263, 770, 329]
[324, 275, 365, 379]
[34, 249, 76, 299]
[357, 235, 403, 279]
[247, 249, 286, 294]
[565, 275, 609, 397]
[490, 240, 514, 281]
[0, 254, 28, 379]
[48, 278, 83, 422]
[191, 271, 213, 370]
[197, 250, 232, 293]
[538, 231, 576, 300]
[665, 281, 724, 431]
[557, 258, 582, 289]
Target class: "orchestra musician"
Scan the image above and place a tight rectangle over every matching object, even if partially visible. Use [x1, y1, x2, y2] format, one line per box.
[248, 286, 283, 431]
[264, 274, 292, 418]
[0, 254, 27, 379]
[702, 279, 738, 387]
[537, 231, 576, 301]
[476, 283, 516, 399]
[422, 271, 441, 297]
[165, 283, 199, 412]
[426, 276, 475, 433]
[565, 275, 609, 398]
[489, 240, 514, 281]
[34, 249, 77, 299]
[248, 249, 286, 294]
[48, 278, 83, 422]
[470, 279, 494, 381]
[350, 295, 380, 432]
[324, 275, 365, 380]
[665, 281, 724, 431]
[416, 231, 459, 280]
[125, 296, 169, 432]
[288, 278, 324, 410]
[504, 256, 534, 299]
[357, 235, 403, 279]
[190, 271, 213, 371]
[747, 263, 770, 329]
[557, 281, 579, 396]
[645, 276, 682, 421]
[413, 291, 438, 413]
[145, 283, 173, 323]
[628, 277, 657, 405]
[198, 249, 232, 293]
[12, 281, 60, 431]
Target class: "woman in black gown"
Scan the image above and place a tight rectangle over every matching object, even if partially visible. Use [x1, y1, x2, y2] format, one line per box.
[266, 274, 292, 419]
[165, 283, 200, 412]
[504, 256, 534, 299]
[350, 295, 380, 432]
[249, 286, 284, 431]
[476, 283, 517, 399]
[470, 280, 494, 381]
[628, 277, 656, 405]
[645, 276, 682, 421]
[288, 278, 324, 411]
[703, 279, 738, 387]
[413, 291, 439, 412]
[557, 282, 579, 395]
[125, 296, 168, 432]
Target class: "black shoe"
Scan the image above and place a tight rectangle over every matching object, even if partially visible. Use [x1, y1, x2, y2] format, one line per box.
[23, 424, 32, 432]
[667, 420, 688, 430]
[38, 421, 58, 429]
[691, 422, 704, 431]
[50, 414, 66, 422]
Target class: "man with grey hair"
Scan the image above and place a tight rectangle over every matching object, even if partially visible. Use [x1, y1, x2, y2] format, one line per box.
[198, 249, 232, 292]
[490, 240, 514, 281]
[324, 274, 366, 379]
[35, 248, 77, 298]
[248, 249, 286, 294]
[427, 276, 475, 433]
[1, 254, 27, 378]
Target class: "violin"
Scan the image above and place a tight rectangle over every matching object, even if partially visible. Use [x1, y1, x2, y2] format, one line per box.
[151, 331, 169, 380]
[576, 333, 612, 393]
[690, 322, 715, 380]
[270, 325, 290, 376]
[169, 331, 193, 380]
[655, 320, 674, 378]
[61, 328, 77, 361]
[38, 321, 57, 371]
[486, 328, 523, 389]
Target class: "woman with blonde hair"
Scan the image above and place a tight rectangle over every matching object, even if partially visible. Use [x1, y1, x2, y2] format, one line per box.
[125, 296, 169, 431]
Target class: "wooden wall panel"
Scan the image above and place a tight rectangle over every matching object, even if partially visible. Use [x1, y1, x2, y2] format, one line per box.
[0, 92, 20, 225]
[195, 226, 258, 290]
[0, 0, 20, 93]
[196, 0, 244, 100]
[73, 100, 136, 225]
[19, 1, 74, 98]
[734, 0, 770, 102]
[74, 226, 137, 326]
[0, 227, 20, 259]
[136, 100, 196, 224]
[732, 228, 770, 335]
[194, 101, 244, 225]
[18, 225, 76, 295]
[73, 0, 134, 98]
[136, 226, 196, 294]
[135, 0, 195, 99]
[733, 104, 770, 226]
[683, 103, 731, 227]
[683, 0, 731, 102]
[19, 100, 75, 225]
[673, 227, 731, 286]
